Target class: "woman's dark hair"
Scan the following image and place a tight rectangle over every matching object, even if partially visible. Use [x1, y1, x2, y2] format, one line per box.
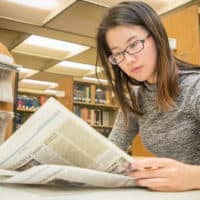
[96, 1, 199, 122]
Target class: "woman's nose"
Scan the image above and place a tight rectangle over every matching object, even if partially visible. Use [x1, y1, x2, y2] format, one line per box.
[124, 52, 137, 64]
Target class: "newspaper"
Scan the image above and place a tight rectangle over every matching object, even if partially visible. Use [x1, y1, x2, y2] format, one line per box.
[0, 97, 136, 188]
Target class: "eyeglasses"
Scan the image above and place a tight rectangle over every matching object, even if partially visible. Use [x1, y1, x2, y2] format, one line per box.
[108, 34, 150, 65]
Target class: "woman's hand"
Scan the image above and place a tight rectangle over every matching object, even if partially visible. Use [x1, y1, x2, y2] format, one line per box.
[128, 157, 200, 192]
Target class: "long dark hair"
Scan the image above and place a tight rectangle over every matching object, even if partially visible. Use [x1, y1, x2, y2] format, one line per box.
[96, 1, 199, 122]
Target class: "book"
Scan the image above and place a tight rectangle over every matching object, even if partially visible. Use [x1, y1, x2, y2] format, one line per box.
[0, 97, 136, 188]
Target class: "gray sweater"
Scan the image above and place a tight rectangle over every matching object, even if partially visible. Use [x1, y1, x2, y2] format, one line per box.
[108, 69, 200, 165]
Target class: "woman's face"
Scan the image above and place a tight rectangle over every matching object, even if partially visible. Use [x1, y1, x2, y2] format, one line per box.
[106, 25, 158, 83]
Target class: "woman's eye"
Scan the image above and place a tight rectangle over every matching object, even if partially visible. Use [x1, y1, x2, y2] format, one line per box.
[129, 41, 138, 49]
[113, 52, 122, 57]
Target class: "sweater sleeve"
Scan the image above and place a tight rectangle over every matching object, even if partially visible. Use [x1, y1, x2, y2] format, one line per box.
[108, 109, 139, 151]
[191, 82, 200, 120]
[181, 74, 200, 120]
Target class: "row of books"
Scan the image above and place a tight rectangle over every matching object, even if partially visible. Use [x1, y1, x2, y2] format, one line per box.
[15, 112, 31, 129]
[15, 105, 114, 133]
[73, 84, 111, 105]
[95, 88, 111, 104]
[17, 95, 47, 110]
[73, 106, 111, 127]
[73, 85, 91, 103]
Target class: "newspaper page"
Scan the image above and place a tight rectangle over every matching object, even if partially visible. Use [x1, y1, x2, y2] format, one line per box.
[0, 165, 136, 188]
[0, 168, 18, 176]
[0, 97, 135, 187]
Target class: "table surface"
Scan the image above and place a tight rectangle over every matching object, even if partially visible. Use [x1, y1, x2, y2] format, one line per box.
[0, 184, 200, 200]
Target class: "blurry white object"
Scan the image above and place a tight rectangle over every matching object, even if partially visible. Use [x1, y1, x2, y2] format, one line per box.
[0, 54, 14, 64]
[0, 68, 13, 102]
[45, 89, 65, 97]
[168, 38, 177, 50]
[0, 111, 13, 144]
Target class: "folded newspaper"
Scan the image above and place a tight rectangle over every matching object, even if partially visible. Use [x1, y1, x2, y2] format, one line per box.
[0, 97, 136, 188]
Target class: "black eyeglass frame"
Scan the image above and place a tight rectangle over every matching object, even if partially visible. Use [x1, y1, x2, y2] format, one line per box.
[108, 34, 150, 65]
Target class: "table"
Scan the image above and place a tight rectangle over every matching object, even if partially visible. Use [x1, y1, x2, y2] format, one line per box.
[0, 184, 200, 200]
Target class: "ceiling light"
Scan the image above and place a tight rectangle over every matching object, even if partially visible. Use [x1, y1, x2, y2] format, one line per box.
[83, 77, 108, 84]
[18, 88, 64, 97]
[57, 61, 95, 70]
[17, 67, 38, 73]
[45, 89, 65, 97]
[20, 79, 58, 89]
[25, 35, 88, 52]
[7, 0, 58, 10]
[17, 67, 39, 79]
[13, 35, 90, 60]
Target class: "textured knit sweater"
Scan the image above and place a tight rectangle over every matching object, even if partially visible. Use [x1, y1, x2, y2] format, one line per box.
[108, 69, 200, 165]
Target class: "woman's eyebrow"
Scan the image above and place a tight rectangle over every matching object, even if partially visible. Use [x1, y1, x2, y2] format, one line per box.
[110, 35, 138, 50]
[126, 35, 138, 43]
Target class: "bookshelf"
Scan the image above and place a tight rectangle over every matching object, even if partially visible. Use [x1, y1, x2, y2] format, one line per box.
[0, 61, 18, 143]
[15, 92, 49, 129]
[15, 76, 73, 129]
[14, 77, 118, 137]
[73, 80, 119, 137]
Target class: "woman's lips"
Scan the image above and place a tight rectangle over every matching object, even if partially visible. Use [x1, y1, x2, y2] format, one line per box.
[131, 66, 142, 72]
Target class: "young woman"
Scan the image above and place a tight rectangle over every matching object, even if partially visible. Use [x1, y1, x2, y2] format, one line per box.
[96, 1, 200, 192]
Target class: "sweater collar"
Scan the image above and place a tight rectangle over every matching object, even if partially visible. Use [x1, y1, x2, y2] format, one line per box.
[143, 81, 157, 92]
